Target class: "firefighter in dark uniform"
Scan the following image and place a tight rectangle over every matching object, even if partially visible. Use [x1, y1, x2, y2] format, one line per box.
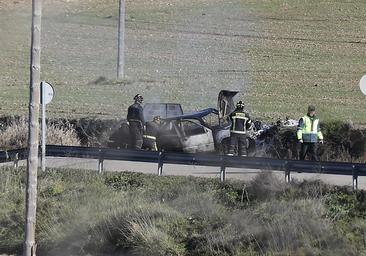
[228, 101, 252, 157]
[143, 116, 161, 151]
[297, 105, 324, 161]
[127, 94, 145, 149]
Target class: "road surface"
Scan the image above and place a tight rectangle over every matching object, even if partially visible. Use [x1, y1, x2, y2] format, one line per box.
[1, 157, 365, 189]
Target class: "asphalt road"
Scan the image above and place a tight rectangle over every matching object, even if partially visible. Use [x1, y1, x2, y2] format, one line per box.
[2, 157, 365, 189]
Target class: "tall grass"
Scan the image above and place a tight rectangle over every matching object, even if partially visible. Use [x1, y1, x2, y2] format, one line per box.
[1, 167, 365, 255]
[0, 117, 80, 150]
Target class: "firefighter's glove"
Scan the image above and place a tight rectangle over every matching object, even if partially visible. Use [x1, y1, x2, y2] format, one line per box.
[298, 139, 303, 144]
[319, 140, 324, 144]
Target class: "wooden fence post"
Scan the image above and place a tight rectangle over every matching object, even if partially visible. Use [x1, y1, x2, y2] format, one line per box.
[24, 0, 42, 255]
[117, 0, 125, 79]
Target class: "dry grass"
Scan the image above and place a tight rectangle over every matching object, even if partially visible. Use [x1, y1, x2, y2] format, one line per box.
[1, 168, 365, 255]
[0, 117, 80, 150]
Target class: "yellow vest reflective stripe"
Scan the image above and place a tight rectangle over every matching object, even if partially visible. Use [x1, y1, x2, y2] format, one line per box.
[297, 115, 323, 142]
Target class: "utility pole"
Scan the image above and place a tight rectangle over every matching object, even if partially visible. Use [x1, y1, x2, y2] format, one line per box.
[24, 0, 42, 254]
[117, 0, 125, 79]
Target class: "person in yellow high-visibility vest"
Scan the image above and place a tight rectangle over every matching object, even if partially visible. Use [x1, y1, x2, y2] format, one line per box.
[297, 105, 324, 161]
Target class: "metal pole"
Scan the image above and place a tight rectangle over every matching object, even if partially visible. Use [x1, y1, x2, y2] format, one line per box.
[220, 166, 226, 182]
[157, 152, 163, 176]
[14, 153, 19, 169]
[352, 165, 358, 191]
[24, 0, 42, 254]
[353, 175, 358, 191]
[98, 159, 104, 174]
[41, 83, 46, 172]
[285, 171, 291, 183]
[117, 0, 125, 79]
[285, 161, 291, 183]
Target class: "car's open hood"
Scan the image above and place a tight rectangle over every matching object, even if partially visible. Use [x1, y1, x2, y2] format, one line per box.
[217, 90, 239, 119]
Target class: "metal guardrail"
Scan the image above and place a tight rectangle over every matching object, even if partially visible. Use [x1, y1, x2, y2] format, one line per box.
[1, 145, 365, 189]
[0, 148, 27, 168]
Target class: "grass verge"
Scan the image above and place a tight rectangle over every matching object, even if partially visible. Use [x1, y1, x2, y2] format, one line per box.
[1, 167, 366, 255]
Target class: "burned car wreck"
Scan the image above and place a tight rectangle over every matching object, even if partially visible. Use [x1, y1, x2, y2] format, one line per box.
[108, 90, 256, 154]
[153, 108, 229, 153]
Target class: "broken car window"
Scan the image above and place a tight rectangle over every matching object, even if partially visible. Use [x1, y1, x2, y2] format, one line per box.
[181, 120, 206, 137]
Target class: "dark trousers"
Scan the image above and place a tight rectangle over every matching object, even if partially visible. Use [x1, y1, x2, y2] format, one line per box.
[229, 133, 248, 156]
[300, 142, 318, 161]
[129, 121, 143, 150]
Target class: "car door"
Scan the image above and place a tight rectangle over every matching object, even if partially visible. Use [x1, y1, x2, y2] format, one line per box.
[179, 120, 215, 153]
[157, 120, 183, 151]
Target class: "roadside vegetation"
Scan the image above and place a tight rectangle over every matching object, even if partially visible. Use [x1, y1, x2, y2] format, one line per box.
[0, 116, 364, 161]
[0, 117, 80, 150]
[264, 120, 365, 162]
[1, 167, 366, 255]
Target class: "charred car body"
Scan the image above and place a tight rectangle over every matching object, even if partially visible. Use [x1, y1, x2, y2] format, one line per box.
[109, 90, 256, 154]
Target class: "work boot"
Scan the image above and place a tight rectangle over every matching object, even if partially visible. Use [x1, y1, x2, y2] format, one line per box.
[238, 149, 247, 157]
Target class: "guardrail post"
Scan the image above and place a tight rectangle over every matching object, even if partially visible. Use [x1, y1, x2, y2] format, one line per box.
[98, 149, 104, 174]
[285, 161, 291, 183]
[220, 158, 226, 182]
[285, 171, 291, 183]
[352, 165, 358, 191]
[98, 158, 104, 174]
[13, 153, 19, 169]
[157, 152, 164, 176]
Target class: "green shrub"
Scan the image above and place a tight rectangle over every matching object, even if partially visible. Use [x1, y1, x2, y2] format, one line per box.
[105, 172, 145, 190]
[1, 167, 365, 255]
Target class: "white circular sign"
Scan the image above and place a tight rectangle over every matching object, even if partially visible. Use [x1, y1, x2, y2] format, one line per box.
[360, 75, 366, 96]
[40, 81, 54, 104]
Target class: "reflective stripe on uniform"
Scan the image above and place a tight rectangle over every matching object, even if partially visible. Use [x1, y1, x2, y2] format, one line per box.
[231, 113, 250, 134]
[143, 135, 157, 140]
[231, 130, 247, 135]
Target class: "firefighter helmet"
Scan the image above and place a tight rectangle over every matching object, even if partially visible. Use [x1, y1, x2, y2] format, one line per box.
[153, 116, 161, 122]
[133, 94, 144, 103]
[236, 101, 245, 109]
